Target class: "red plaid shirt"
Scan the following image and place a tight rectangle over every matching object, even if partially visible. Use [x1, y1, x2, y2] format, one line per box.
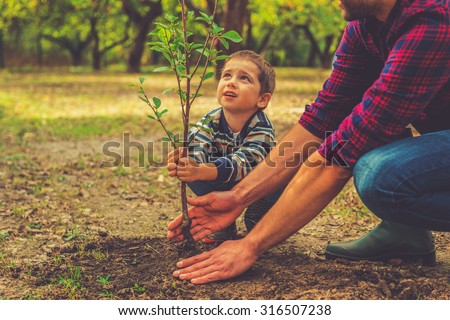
[299, 0, 450, 169]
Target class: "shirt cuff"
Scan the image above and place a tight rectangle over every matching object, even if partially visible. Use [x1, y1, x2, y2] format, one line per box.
[317, 132, 354, 169]
[212, 158, 232, 183]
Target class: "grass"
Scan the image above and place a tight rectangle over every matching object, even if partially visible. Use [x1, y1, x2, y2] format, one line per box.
[0, 68, 329, 146]
[57, 264, 85, 299]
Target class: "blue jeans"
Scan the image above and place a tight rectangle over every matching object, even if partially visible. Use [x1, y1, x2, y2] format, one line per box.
[353, 130, 450, 231]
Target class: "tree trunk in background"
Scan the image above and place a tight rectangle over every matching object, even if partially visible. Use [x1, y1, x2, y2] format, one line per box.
[321, 34, 335, 68]
[122, 0, 163, 73]
[90, 17, 102, 71]
[0, 30, 4, 69]
[215, 0, 249, 78]
[43, 34, 91, 67]
[36, 33, 43, 66]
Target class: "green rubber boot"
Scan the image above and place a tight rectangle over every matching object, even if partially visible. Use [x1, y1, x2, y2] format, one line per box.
[325, 220, 436, 266]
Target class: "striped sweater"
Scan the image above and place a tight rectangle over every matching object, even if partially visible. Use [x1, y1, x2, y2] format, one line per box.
[188, 107, 276, 183]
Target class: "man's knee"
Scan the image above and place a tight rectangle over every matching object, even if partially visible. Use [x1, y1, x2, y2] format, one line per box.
[353, 150, 396, 218]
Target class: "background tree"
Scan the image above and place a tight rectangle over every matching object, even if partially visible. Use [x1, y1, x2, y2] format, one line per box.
[122, 0, 163, 73]
[182, 0, 249, 77]
[250, 0, 344, 67]
[89, 0, 131, 71]
[0, 0, 30, 69]
[39, 0, 93, 67]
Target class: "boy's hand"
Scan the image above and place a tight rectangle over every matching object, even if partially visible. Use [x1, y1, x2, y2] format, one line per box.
[166, 148, 217, 182]
[166, 148, 181, 178]
[176, 157, 201, 182]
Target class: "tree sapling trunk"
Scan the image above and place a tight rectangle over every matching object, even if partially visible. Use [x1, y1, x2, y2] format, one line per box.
[136, 0, 242, 249]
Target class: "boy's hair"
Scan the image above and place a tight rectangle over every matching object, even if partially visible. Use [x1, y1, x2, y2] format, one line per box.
[224, 50, 276, 95]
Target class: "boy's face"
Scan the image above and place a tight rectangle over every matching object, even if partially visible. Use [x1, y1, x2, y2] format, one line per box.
[217, 58, 270, 114]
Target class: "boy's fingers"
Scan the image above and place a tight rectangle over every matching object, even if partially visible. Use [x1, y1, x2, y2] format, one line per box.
[167, 163, 177, 170]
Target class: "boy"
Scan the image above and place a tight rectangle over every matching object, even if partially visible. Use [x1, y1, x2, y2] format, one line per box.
[167, 50, 282, 242]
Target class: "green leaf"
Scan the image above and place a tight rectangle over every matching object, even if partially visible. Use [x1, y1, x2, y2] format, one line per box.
[161, 137, 172, 142]
[215, 55, 229, 61]
[202, 72, 215, 81]
[196, 48, 209, 58]
[139, 97, 149, 104]
[212, 26, 224, 35]
[152, 97, 161, 108]
[137, 89, 145, 94]
[221, 30, 242, 43]
[191, 43, 203, 50]
[199, 11, 212, 22]
[147, 115, 156, 121]
[148, 29, 160, 37]
[162, 88, 174, 95]
[139, 77, 146, 85]
[153, 66, 170, 73]
[195, 17, 209, 23]
[165, 13, 178, 23]
[176, 64, 186, 76]
[158, 109, 168, 117]
[219, 38, 230, 50]
[154, 22, 169, 29]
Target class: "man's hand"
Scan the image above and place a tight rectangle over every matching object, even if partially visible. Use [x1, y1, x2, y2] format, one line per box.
[172, 239, 259, 284]
[167, 191, 245, 242]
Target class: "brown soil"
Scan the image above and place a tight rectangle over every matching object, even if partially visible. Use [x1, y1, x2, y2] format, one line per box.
[12, 237, 450, 300]
[1, 139, 449, 300]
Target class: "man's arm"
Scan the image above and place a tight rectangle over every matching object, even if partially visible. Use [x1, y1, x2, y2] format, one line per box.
[173, 151, 352, 284]
[167, 123, 322, 241]
[235, 122, 322, 207]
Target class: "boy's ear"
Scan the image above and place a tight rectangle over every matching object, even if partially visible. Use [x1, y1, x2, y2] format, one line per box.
[257, 93, 272, 109]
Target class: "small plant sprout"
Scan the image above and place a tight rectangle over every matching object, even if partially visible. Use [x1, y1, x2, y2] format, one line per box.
[136, 0, 242, 244]
[63, 228, 85, 241]
[133, 283, 145, 293]
[58, 264, 85, 299]
[97, 275, 111, 286]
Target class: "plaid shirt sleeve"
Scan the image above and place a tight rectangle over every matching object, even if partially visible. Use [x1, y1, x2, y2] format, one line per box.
[299, 22, 382, 139]
[305, 7, 450, 169]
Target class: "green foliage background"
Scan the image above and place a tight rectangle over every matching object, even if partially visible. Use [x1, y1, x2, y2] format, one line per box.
[0, 0, 345, 70]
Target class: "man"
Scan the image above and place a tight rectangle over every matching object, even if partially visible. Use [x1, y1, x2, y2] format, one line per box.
[167, 0, 450, 284]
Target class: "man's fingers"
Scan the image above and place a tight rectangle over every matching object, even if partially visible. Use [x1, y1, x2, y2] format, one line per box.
[176, 251, 212, 269]
[167, 214, 183, 231]
[187, 194, 211, 207]
[177, 266, 221, 283]
[173, 257, 215, 278]
[192, 228, 212, 242]
[191, 271, 224, 284]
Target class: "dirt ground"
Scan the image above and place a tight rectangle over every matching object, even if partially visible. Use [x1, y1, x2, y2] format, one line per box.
[1, 139, 450, 300]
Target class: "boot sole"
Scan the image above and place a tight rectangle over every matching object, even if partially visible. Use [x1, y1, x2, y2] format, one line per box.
[325, 250, 436, 266]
